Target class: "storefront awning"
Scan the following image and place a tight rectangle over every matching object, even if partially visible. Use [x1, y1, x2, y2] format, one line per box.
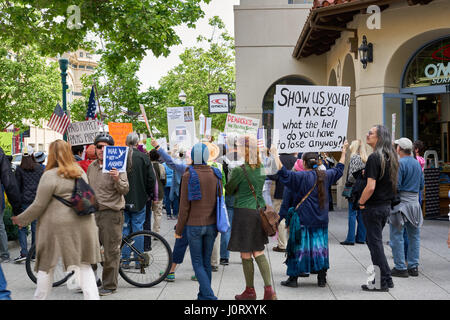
[293, 0, 435, 60]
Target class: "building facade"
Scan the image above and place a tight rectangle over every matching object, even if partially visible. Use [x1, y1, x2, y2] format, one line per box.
[234, 0, 450, 212]
[23, 49, 98, 153]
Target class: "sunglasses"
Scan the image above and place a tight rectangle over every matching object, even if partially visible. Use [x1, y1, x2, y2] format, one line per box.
[96, 145, 106, 150]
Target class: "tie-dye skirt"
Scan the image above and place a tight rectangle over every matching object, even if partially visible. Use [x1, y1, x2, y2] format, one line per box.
[285, 226, 329, 276]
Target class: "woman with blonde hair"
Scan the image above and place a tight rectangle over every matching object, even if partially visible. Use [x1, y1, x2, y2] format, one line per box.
[12, 140, 101, 300]
[226, 135, 277, 300]
[340, 139, 368, 245]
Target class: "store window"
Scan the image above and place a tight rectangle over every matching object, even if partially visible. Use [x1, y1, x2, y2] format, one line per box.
[403, 36, 450, 88]
[262, 75, 313, 146]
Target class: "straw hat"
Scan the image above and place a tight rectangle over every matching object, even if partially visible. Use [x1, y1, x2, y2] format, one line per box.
[204, 142, 220, 162]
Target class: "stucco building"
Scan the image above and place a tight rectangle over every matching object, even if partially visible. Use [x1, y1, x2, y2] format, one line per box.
[234, 0, 450, 214]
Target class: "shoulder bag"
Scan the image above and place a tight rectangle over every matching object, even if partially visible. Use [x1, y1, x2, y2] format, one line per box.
[53, 178, 98, 216]
[241, 165, 280, 237]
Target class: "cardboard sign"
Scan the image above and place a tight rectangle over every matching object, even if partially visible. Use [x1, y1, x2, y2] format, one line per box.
[0, 132, 13, 155]
[102, 146, 129, 173]
[167, 107, 196, 149]
[67, 120, 100, 146]
[108, 122, 133, 147]
[274, 85, 350, 153]
[225, 114, 260, 136]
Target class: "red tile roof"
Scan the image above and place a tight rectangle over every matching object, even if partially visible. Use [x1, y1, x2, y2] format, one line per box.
[313, 0, 359, 9]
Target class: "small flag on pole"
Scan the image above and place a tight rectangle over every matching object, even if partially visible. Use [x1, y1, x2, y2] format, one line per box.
[47, 103, 70, 135]
[257, 127, 265, 149]
[86, 86, 98, 120]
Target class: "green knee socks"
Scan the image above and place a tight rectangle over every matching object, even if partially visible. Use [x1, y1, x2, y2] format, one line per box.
[255, 254, 272, 287]
[241, 258, 254, 288]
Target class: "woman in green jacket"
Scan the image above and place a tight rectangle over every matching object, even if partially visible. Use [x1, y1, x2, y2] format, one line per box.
[225, 135, 276, 300]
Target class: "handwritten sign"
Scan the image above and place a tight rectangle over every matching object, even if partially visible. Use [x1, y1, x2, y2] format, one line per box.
[102, 146, 129, 173]
[67, 120, 100, 146]
[274, 85, 350, 153]
[224, 114, 259, 136]
[0, 132, 13, 155]
[108, 122, 133, 147]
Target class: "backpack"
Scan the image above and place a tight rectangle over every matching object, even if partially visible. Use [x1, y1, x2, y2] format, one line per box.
[53, 178, 98, 216]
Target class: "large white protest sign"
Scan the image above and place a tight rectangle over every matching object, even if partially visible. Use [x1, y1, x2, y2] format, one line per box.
[167, 106, 196, 149]
[67, 120, 100, 146]
[274, 85, 350, 153]
[225, 114, 260, 136]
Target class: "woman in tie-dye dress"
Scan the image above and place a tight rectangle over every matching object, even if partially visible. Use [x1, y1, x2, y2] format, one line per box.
[272, 143, 348, 288]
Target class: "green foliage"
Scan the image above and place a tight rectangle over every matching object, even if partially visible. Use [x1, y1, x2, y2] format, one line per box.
[0, 45, 61, 131]
[143, 16, 235, 138]
[0, 0, 211, 71]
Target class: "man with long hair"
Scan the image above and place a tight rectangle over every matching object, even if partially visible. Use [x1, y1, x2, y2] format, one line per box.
[358, 125, 399, 292]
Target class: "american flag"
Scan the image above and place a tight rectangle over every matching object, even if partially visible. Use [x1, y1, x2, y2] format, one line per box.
[47, 104, 70, 135]
[86, 86, 97, 120]
[257, 128, 265, 149]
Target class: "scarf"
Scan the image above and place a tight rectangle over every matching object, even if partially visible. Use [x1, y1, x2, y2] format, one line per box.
[188, 143, 210, 201]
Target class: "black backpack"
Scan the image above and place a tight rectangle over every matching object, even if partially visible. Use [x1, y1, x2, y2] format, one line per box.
[53, 178, 98, 216]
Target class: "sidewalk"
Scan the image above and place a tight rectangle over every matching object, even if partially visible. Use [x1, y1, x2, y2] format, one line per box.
[2, 209, 450, 300]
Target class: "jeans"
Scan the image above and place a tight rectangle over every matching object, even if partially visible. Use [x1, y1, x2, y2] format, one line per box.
[362, 204, 392, 288]
[0, 209, 9, 259]
[0, 264, 11, 300]
[164, 187, 174, 216]
[144, 200, 152, 251]
[173, 228, 189, 264]
[390, 221, 420, 270]
[171, 193, 179, 218]
[220, 195, 234, 260]
[186, 224, 218, 300]
[122, 206, 146, 264]
[345, 201, 366, 243]
[18, 204, 36, 257]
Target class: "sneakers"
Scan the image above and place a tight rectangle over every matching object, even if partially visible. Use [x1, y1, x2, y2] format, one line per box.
[13, 255, 27, 263]
[120, 263, 131, 269]
[0, 257, 10, 263]
[220, 258, 229, 266]
[99, 288, 116, 296]
[361, 284, 389, 292]
[191, 275, 198, 281]
[340, 241, 355, 246]
[391, 267, 409, 278]
[272, 246, 286, 252]
[408, 267, 419, 277]
[212, 266, 219, 272]
[159, 271, 176, 282]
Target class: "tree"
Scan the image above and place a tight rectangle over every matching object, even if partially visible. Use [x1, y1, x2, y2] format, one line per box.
[0, 0, 211, 71]
[143, 16, 235, 138]
[0, 45, 61, 131]
[69, 58, 147, 132]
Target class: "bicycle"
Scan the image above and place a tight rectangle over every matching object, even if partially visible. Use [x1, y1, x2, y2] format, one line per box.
[25, 230, 173, 288]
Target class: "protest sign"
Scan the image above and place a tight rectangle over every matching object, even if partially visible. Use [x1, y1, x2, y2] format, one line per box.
[0, 132, 13, 155]
[224, 114, 259, 136]
[102, 146, 129, 173]
[274, 85, 350, 153]
[108, 122, 133, 147]
[139, 104, 153, 138]
[167, 107, 196, 149]
[67, 120, 100, 146]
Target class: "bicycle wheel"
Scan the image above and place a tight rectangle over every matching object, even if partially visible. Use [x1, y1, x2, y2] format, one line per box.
[25, 245, 74, 287]
[119, 230, 173, 288]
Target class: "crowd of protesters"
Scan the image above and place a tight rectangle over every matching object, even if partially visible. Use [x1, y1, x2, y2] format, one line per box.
[0, 124, 449, 300]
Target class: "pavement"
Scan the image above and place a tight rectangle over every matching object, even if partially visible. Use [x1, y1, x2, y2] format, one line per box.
[2, 209, 450, 300]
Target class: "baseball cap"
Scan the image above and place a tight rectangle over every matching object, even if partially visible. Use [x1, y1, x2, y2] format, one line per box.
[394, 137, 413, 150]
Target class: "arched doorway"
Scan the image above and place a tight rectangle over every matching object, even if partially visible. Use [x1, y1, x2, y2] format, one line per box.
[342, 54, 357, 143]
[262, 75, 314, 146]
[328, 69, 337, 86]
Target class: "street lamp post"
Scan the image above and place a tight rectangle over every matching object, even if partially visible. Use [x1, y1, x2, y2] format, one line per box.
[58, 58, 69, 141]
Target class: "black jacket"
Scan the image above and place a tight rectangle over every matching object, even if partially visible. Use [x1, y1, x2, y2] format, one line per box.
[15, 165, 44, 205]
[0, 148, 22, 215]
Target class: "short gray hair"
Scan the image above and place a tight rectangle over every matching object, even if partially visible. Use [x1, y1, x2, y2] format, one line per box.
[126, 132, 140, 147]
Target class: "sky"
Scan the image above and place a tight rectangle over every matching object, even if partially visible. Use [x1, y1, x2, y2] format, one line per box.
[136, 0, 240, 92]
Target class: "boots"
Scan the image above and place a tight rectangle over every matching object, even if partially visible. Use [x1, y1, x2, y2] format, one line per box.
[263, 285, 277, 300]
[280, 276, 298, 288]
[235, 287, 256, 300]
[317, 269, 327, 287]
